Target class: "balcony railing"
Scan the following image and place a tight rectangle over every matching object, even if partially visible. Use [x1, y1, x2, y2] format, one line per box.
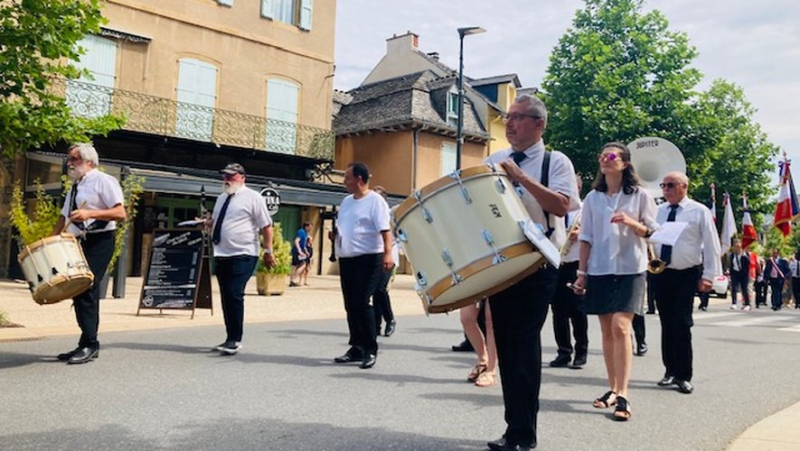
[51, 79, 335, 161]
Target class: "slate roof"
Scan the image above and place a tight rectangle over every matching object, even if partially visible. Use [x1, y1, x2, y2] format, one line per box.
[469, 74, 521, 88]
[333, 71, 490, 140]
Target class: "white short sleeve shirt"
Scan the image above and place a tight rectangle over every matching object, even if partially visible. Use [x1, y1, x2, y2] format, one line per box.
[336, 190, 391, 258]
[212, 185, 273, 257]
[61, 168, 125, 236]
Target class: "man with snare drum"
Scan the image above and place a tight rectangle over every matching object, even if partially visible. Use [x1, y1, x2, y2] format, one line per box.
[482, 95, 580, 451]
[51, 143, 126, 365]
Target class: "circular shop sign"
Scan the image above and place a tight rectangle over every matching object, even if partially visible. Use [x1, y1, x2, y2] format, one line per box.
[261, 188, 281, 216]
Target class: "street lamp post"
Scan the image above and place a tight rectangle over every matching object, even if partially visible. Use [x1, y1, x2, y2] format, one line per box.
[455, 26, 486, 170]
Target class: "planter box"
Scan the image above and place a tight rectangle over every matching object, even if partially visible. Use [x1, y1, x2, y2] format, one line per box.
[256, 273, 287, 296]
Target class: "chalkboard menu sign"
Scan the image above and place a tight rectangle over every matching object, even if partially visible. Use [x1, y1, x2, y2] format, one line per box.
[138, 229, 212, 318]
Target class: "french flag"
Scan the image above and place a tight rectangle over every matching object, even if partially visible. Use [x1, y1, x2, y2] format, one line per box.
[742, 194, 757, 249]
[774, 160, 795, 237]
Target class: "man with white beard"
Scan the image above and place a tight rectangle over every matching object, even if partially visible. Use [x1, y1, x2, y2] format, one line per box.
[209, 163, 275, 355]
[51, 143, 126, 364]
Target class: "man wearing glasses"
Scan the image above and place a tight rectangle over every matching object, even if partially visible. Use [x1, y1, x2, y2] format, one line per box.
[209, 163, 276, 355]
[52, 143, 126, 364]
[482, 95, 580, 451]
[651, 172, 721, 395]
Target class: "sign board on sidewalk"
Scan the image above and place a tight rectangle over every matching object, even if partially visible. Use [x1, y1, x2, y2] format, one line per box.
[261, 187, 281, 216]
[138, 229, 212, 318]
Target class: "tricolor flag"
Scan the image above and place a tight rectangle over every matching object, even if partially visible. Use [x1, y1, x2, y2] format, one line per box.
[778, 158, 800, 220]
[742, 193, 757, 249]
[720, 192, 737, 254]
[774, 159, 795, 237]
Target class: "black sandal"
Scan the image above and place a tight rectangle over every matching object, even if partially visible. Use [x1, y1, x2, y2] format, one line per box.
[593, 390, 617, 409]
[613, 396, 632, 421]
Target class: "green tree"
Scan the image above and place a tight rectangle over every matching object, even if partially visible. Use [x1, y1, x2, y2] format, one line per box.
[0, 0, 123, 158]
[541, 0, 779, 221]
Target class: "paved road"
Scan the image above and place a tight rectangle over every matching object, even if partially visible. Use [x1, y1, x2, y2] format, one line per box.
[2, 306, 800, 450]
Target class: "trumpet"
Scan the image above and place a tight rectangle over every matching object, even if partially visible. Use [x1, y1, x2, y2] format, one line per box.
[559, 213, 581, 259]
[647, 243, 666, 274]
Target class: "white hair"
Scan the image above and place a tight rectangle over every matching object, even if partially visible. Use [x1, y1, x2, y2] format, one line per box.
[68, 143, 99, 167]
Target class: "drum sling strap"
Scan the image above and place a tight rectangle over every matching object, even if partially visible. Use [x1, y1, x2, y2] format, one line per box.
[540, 151, 554, 238]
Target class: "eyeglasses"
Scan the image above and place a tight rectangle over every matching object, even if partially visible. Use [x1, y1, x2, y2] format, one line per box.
[659, 182, 683, 189]
[67, 156, 82, 162]
[503, 113, 541, 124]
[598, 153, 620, 162]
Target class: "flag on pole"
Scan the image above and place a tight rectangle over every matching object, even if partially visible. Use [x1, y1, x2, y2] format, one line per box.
[709, 183, 717, 223]
[720, 192, 737, 254]
[778, 157, 800, 220]
[742, 192, 757, 249]
[774, 159, 794, 237]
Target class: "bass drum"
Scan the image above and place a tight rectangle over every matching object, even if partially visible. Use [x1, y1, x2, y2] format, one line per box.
[18, 233, 94, 305]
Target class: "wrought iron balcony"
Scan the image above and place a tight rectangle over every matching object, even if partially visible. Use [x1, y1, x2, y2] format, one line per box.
[51, 79, 335, 161]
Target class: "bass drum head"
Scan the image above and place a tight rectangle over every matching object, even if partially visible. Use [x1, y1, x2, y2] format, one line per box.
[33, 274, 94, 305]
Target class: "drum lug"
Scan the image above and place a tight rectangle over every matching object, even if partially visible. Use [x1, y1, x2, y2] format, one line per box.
[415, 270, 428, 287]
[515, 185, 525, 197]
[51, 267, 58, 276]
[482, 230, 507, 265]
[395, 228, 408, 243]
[441, 249, 454, 267]
[37, 274, 44, 283]
[412, 190, 434, 223]
[449, 171, 472, 204]
[27, 281, 35, 293]
[495, 178, 506, 194]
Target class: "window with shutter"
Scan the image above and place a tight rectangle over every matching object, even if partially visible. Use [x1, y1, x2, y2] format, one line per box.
[441, 142, 457, 176]
[66, 34, 117, 118]
[217, 0, 233, 6]
[266, 79, 300, 154]
[299, 0, 313, 30]
[176, 58, 217, 142]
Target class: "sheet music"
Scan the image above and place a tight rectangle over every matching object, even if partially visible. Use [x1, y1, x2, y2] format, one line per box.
[649, 221, 688, 246]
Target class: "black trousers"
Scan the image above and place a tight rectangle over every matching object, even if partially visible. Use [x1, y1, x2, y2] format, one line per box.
[215, 255, 259, 343]
[632, 314, 646, 346]
[769, 279, 785, 309]
[731, 274, 750, 306]
[73, 231, 115, 348]
[653, 266, 701, 381]
[646, 272, 657, 313]
[551, 261, 588, 358]
[490, 266, 557, 446]
[792, 278, 800, 306]
[373, 269, 394, 329]
[755, 280, 768, 306]
[339, 254, 382, 356]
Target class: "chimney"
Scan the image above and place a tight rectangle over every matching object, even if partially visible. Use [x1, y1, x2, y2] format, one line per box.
[386, 31, 419, 55]
[427, 52, 439, 61]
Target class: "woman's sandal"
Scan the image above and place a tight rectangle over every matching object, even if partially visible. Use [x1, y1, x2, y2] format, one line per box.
[475, 371, 497, 387]
[593, 390, 617, 409]
[467, 363, 488, 382]
[612, 396, 632, 421]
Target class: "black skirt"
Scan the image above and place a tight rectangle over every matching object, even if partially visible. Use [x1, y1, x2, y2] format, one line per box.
[584, 273, 645, 315]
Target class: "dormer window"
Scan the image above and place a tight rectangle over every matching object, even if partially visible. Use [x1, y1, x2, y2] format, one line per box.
[446, 87, 459, 127]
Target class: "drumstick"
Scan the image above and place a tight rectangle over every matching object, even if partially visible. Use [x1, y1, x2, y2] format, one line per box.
[62, 201, 87, 233]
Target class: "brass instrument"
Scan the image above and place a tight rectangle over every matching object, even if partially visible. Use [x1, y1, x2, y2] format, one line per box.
[559, 213, 581, 259]
[647, 243, 666, 274]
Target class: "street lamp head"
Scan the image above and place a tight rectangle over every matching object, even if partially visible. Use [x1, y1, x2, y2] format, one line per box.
[458, 27, 486, 38]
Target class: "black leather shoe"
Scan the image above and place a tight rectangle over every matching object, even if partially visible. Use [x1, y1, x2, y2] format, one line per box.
[646, 310, 656, 315]
[57, 347, 81, 361]
[359, 354, 377, 369]
[570, 355, 587, 369]
[452, 339, 474, 352]
[384, 320, 396, 337]
[658, 375, 675, 386]
[67, 346, 99, 365]
[636, 343, 648, 356]
[334, 352, 362, 363]
[487, 437, 535, 450]
[675, 379, 694, 394]
[549, 355, 571, 367]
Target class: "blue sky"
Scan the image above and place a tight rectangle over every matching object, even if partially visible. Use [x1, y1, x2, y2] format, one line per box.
[334, 0, 800, 187]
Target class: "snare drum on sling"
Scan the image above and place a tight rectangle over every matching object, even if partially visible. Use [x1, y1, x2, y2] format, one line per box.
[393, 164, 556, 314]
[18, 233, 94, 305]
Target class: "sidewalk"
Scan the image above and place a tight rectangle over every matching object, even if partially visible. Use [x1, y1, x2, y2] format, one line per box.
[1, 274, 798, 450]
[0, 274, 425, 342]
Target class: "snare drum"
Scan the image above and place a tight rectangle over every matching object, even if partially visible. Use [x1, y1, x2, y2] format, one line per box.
[18, 233, 94, 305]
[393, 164, 551, 314]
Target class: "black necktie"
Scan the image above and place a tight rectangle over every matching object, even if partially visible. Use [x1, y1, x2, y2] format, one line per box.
[212, 193, 234, 245]
[659, 204, 679, 265]
[70, 182, 85, 231]
[512, 151, 527, 165]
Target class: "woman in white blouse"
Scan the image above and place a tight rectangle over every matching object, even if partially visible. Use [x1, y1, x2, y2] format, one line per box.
[571, 142, 658, 421]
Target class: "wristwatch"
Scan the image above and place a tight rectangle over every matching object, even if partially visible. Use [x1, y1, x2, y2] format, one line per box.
[264, 248, 273, 254]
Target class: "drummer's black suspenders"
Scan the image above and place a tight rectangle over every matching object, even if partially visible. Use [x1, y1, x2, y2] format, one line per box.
[540, 151, 555, 238]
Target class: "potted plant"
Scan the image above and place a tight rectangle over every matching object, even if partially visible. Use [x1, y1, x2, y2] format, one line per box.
[256, 222, 292, 295]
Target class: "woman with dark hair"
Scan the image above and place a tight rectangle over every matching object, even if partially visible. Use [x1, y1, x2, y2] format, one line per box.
[571, 142, 658, 421]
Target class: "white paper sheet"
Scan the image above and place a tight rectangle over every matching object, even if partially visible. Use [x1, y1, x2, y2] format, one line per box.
[649, 221, 688, 246]
[522, 219, 561, 267]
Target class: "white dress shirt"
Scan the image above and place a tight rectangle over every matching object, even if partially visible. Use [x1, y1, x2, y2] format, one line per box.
[61, 168, 124, 236]
[483, 140, 580, 250]
[653, 197, 722, 281]
[562, 209, 582, 263]
[212, 185, 273, 257]
[579, 188, 659, 275]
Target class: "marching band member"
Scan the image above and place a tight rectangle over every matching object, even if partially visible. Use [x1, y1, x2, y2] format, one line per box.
[651, 172, 721, 394]
[482, 94, 579, 451]
[572, 142, 658, 421]
[51, 143, 126, 365]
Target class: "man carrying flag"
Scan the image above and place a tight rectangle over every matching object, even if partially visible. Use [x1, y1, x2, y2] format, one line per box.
[774, 158, 797, 237]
